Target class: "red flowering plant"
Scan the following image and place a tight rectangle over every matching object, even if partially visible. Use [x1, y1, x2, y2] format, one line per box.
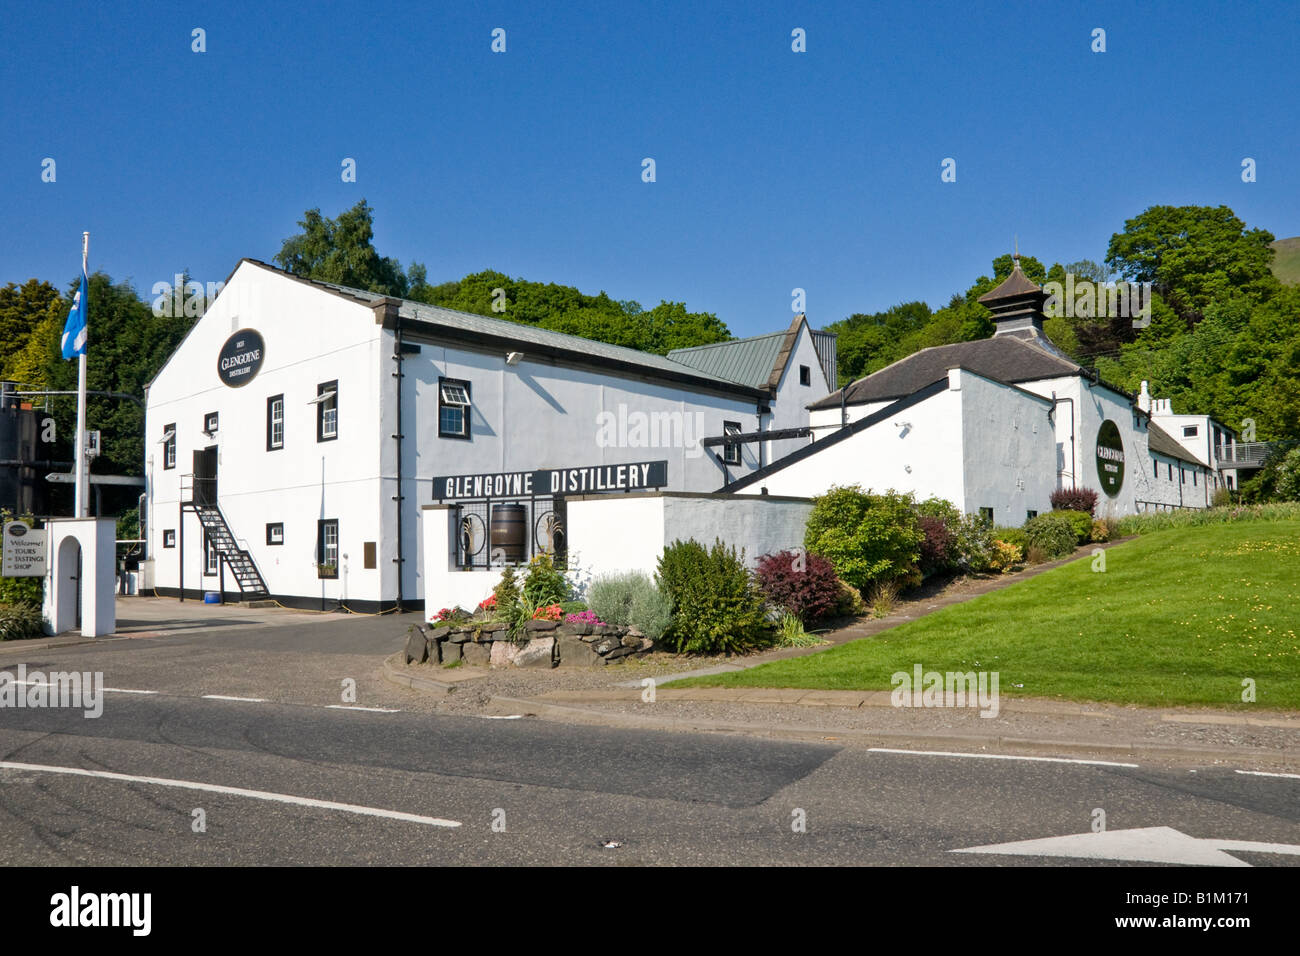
[530, 603, 563, 621]
[477, 594, 498, 612]
[431, 607, 456, 623]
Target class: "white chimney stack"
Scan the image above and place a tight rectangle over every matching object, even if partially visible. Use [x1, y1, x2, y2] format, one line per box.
[1138, 380, 1151, 413]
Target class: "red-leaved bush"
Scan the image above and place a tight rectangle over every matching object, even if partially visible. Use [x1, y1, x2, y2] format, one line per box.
[755, 550, 842, 623]
[1049, 487, 1100, 516]
[917, 515, 957, 577]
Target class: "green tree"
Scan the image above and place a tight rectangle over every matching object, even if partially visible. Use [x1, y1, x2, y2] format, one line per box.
[1105, 205, 1276, 325]
[274, 199, 421, 297]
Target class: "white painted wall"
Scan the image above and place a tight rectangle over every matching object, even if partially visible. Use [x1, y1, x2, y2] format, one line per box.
[763, 323, 831, 464]
[956, 372, 1056, 524]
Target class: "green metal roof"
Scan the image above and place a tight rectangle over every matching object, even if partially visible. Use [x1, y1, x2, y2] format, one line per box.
[667, 330, 789, 390]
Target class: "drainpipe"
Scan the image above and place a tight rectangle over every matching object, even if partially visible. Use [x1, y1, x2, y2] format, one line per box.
[1051, 393, 1076, 490]
[375, 298, 405, 611]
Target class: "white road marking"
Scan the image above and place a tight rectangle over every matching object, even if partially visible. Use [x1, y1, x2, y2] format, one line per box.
[0, 761, 460, 828]
[104, 688, 158, 695]
[1236, 769, 1300, 780]
[953, 826, 1300, 866]
[201, 694, 267, 703]
[868, 747, 1138, 768]
[479, 714, 524, 720]
[326, 705, 400, 713]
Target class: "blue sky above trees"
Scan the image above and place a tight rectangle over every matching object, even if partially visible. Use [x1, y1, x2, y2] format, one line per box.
[3, 0, 1296, 337]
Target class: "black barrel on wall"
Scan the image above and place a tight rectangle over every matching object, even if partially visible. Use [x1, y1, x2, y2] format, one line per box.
[489, 504, 527, 562]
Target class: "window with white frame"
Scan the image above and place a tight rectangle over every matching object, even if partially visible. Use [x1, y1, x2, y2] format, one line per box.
[267, 394, 284, 450]
[314, 381, 338, 442]
[204, 534, 218, 575]
[162, 424, 176, 469]
[439, 378, 472, 439]
[722, 421, 742, 465]
[163, 529, 176, 548]
[317, 519, 339, 578]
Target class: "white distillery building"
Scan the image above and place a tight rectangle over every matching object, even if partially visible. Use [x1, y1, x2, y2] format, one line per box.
[726, 257, 1229, 520]
[142, 259, 834, 610]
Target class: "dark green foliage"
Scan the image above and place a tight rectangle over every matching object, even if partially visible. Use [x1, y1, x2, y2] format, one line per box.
[493, 565, 520, 617]
[0, 603, 44, 640]
[1023, 512, 1080, 559]
[1059, 508, 1095, 543]
[655, 539, 771, 654]
[804, 486, 922, 591]
[521, 553, 570, 605]
[274, 199, 420, 297]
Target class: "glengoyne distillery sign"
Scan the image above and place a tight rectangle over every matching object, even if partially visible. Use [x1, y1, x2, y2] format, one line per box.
[1095, 420, 1125, 497]
[434, 461, 668, 501]
[218, 329, 265, 387]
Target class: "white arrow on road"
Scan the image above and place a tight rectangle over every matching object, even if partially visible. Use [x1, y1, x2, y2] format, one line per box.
[952, 827, 1300, 866]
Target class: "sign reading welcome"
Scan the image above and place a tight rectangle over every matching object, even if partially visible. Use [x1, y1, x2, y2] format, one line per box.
[218, 329, 265, 387]
[2, 520, 47, 577]
[434, 461, 668, 501]
[1095, 419, 1125, 497]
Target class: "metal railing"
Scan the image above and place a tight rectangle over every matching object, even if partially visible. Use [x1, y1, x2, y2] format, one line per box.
[1216, 443, 1271, 466]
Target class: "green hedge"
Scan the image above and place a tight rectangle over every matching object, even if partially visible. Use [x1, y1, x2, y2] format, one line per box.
[0, 603, 45, 641]
[1024, 512, 1078, 559]
[656, 539, 771, 654]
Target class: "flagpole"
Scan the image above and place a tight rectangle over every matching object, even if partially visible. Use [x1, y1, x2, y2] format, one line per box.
[75, 232, 89, 518]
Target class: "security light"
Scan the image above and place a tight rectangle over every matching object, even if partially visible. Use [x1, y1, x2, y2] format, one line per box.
[506, 352, 524, 365]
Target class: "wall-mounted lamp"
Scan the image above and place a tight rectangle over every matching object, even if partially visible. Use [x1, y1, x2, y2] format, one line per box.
[893, 420, 912, 438]
[506, 352, 524, 365]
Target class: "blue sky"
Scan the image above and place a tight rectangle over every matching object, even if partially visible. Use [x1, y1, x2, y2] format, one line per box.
[3, 0, 1296, 337]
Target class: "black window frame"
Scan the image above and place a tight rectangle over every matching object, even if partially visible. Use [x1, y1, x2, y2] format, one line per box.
[978, 507, 993, 524]
[266, 522, 284, 546]
[267, 394, 284, 451]
[163, 529, 176, 548]
[1026, 510, 1038, 520]
[799, 365, 811, 386]
[203, 411, 218, 435]
[1183, 425, 1198, 438]
[1153, 459, 1159, 478]
[317, 518, 339, 579]
[722, 421, 742, 465]
[162, 423, 176, 470]
[438, 377, 472, 440]
[316, 380, 338, 443]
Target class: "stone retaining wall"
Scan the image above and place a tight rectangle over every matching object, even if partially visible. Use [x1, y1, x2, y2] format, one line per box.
[405, 619, 654, 669]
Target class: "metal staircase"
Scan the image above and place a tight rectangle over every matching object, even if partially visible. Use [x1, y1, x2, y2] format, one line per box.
[194, 504, 269, 601]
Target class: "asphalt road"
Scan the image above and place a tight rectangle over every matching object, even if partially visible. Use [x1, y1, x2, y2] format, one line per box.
[1, 613, 1298, 866]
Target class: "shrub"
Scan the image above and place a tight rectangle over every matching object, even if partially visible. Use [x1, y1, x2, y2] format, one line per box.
[0, 572, 42, 608]
[1090, 519, 1112, 543]
[493, 565, 520, 618]
[656, 539, 771, 654]
[1060, 508, 1094, 543]
[953, 513, 999, 572]
[1024, 545, 1049, 564]
[803, 485, 922, 593]
[834, 578, 867, 617]
[522, 553, 570, 605]
[993, 526, 1028, 560]
[988, 539, 1022, 573]
[754, 550, 842, 623]
[1050, 488, 1099, 516]
[588, 571, 655, 627]
[1023, 512, 1078, 559]
[867, 579, 900, 618]
[628, 583, 673, 642]
[530, 603, 563, 621]
[0, 603, 44, 641]
[1211, 487, 1234, 508]
[916, 516, 958, 577]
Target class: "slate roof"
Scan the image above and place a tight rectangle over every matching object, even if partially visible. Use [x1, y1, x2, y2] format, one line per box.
[1147, 420, 1209, 467]
[238, 260, 767, 399]
[808, 336, 1084, 410]
[667, 315, 808, 392]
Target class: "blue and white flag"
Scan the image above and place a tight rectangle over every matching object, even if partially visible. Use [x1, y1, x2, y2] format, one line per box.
[61, 270, 88, 359]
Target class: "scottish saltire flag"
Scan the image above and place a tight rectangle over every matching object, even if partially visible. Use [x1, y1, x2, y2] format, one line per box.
[61, 270, 88, 359]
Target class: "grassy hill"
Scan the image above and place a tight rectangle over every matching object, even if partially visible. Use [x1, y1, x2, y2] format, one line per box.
[670, 519, 1300, 709]
[1270, 237, 1300, 285]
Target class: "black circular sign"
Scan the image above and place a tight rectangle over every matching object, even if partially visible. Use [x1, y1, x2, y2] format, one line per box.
[218, 329, 264, 388]
[1095, 419, 1125, 497]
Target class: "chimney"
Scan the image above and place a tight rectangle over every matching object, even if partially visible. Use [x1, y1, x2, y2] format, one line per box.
[1138, 380, 1151, 413]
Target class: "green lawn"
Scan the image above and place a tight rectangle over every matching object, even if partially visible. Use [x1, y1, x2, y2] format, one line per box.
[668, 520, 1300, 709]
